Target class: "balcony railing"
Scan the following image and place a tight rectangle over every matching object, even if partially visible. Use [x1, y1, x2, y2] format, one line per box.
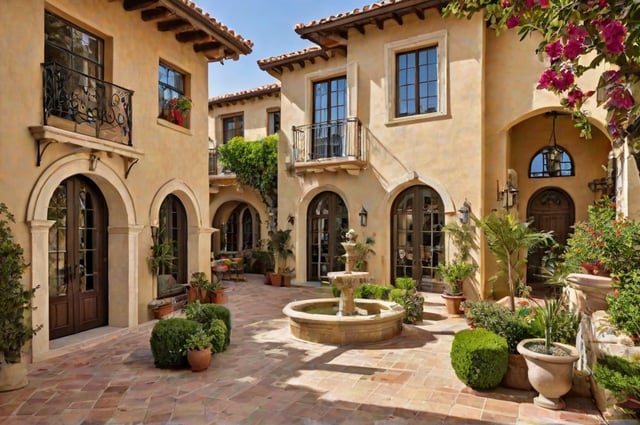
[42, 62, 133, 146]
[292, 118, 365, 163]
[209, 148, 219, 175]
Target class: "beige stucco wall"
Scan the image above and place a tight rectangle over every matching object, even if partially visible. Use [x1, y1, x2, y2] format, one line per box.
[0, 0, 214, 360]
[209, 92, 280, 143]
[275, 8, 623, 298]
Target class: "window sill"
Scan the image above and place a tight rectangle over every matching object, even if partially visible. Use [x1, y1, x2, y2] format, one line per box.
[385, 110, 448, 127]
[157, 118, 192, 135]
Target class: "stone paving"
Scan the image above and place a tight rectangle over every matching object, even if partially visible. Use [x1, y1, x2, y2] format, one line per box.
[0, 274, 606, 424]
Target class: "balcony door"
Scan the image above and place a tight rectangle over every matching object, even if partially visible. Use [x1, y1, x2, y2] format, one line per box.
[312, 77, 346, 159]
[307, 192, 348, 281]
[48, 176, 108, 340]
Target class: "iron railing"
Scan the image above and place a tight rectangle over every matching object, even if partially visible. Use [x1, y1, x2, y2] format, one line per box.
[292, 118, 364, 163]
[209, 148, 218, 175]
[42, 62, 133, 146]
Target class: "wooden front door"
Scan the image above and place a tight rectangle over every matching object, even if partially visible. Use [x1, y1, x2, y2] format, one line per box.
[48, 176, 108, 340]
[526, 187, 574, 283]
[307, 192, 348, 281]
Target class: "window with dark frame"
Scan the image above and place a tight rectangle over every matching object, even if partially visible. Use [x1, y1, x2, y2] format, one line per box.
[222, 115, 244, 142]
[158, 62, 186, 116]
[312, 77, 346, 159]
[45, 11, 104, 79]
[396, 46, 438, 117]
[268, 110, 281, 135]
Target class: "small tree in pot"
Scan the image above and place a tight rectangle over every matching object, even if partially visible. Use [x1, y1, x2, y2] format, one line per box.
[0, 202, 41, 391]
[437, 222, 477, 315]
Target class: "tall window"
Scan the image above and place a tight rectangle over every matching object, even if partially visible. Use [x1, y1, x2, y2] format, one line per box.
[158, 195, 187, 295]
[268, 110, 280, 135]
[45, 11, 104, 79]
[396, 46, 438, 117]
[312, 77, 346, 158]
[158, 62, 186, 116]
[223, 115, 244, 142]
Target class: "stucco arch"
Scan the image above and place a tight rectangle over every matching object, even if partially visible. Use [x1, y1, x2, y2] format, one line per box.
[149, 179, 203, 229]
[26, 153, 140, 362]
[384, 170, 455, 215]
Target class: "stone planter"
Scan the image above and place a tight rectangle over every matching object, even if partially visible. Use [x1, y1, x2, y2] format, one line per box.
[565, 273, 613, 316]
[0, 355, 28, 392]
[517, 338, 579, 410]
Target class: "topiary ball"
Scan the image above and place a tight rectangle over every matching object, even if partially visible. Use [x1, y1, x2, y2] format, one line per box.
[450, 328, 509, 390]
[208, 319, 228, 354]
[150, 318, 201, 368]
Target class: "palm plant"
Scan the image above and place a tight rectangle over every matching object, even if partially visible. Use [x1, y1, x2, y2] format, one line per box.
[475, 211, 553, 312]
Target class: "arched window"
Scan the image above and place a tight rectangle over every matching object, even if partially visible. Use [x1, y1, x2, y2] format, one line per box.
[529, 145, 574, 178]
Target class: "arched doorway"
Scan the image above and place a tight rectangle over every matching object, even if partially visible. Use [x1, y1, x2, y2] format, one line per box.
[391, 185, 444, 288]
[526, 187, 575, 283]
[212, 203, 261, 254]
[158, 194, 188, 293]
[307, 192, 348, 281]
[48, 175, 108, 339]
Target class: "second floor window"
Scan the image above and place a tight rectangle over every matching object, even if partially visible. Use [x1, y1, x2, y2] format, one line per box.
[158, 62, 190, 126]
[396, 46, 438, 117]
[223, 115, 244, 142]
[45, 11, 103, 79]
[268, 110, 280, 135]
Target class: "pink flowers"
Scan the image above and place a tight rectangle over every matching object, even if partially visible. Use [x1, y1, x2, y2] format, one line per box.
[607, 86, 634, 110]
[506, 15, 520, 28]
[599, 20, 627, 55]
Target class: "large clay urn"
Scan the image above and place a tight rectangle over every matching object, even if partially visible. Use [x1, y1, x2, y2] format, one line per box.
[517, 339, 579, 410]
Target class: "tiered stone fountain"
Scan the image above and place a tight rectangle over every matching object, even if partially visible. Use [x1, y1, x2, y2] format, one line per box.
[282, 230, 405, 344]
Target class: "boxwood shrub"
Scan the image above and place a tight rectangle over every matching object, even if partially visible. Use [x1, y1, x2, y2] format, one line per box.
[185, 301, 232, 351]
[208, 319, 228, 354]
[150, 318, 201, 368]
[450, 328, 508, 389]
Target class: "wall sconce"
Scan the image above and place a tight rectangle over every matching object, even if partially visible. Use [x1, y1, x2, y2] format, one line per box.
[287, 213, 295, 225]
[89, 153, 99, 171]
[458, 200, 471, 224]
[497, 179, 518, 211]
[587, 177, 609, 193]
[359, 206, 368, 227]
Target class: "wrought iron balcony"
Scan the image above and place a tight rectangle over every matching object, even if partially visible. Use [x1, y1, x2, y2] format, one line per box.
[291, 118, 367, 175]
[42, 62, 133, 146]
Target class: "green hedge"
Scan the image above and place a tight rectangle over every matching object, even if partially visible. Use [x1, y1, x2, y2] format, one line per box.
[208, 319, 228, 354]
[150, 318, 201, 368]
[450, 328, 508, 389]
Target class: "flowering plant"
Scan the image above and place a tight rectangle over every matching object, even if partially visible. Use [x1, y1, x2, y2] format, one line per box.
[443, 0, 640, 152]
[606, 270, 640, 344]
[166, 95, 192, 112]
[562, 198, 640, 276]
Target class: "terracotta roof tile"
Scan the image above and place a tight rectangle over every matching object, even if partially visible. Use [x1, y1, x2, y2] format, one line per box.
[175, 0, 254, 51]
[257, 46, 324, 67]
[209, 83, 281, 105]
[294, 1, 396, 30]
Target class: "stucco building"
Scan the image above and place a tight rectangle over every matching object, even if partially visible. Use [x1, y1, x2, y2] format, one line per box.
[257, 0, 638, 297]
[208, 84, 280, 259]
[0, 0, 251, 361]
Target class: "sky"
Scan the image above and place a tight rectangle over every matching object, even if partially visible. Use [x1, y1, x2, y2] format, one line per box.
[200, 0, 368, 98]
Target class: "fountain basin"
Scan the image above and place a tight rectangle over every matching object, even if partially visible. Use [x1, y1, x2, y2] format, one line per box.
[282, 298, 405, 345]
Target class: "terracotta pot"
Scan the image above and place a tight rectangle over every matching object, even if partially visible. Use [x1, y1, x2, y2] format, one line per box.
[187, 347, 212, 372]
[271, 273, 283, 287]
[198, 288, 210, 303]
[153, 303, 173, 319]
[441, 293, 465, 315]
[517, 338, 579, 410]
[187, 285, 198, 303]
[213, 289, 227, 304]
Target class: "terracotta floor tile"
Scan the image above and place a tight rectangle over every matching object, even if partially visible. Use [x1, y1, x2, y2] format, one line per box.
[13, 275, 604, 425]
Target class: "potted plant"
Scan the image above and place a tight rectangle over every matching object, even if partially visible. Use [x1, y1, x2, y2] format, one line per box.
[268, 229, 294, 287]
[438, 261, 475, 314]
[353, 236, 375, 271]
[0, 202, 40, 392]
[517, 296, 580, 410]
[162, 95, 192, 126]
[148, 297, 174, 319]
[475, 211, 553, 312]
[183, 328, 213, 372]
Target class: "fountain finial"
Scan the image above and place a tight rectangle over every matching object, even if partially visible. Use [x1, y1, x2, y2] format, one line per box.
[345, 228, 357, 244]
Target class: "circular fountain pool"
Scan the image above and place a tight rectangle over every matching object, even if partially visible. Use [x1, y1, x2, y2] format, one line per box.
[282, 298, 405, 345]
